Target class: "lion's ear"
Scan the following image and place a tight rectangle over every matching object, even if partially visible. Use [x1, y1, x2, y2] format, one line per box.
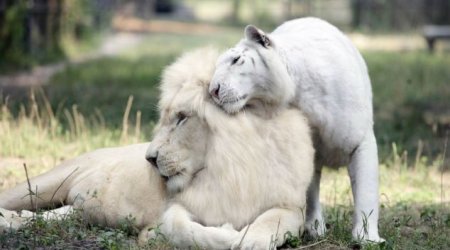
[245, 25, 271, 48]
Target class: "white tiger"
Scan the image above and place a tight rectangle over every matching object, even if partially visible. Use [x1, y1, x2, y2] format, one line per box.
[209, 17, 383, 242]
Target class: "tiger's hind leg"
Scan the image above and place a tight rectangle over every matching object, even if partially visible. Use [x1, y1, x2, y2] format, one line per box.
[305, 166, 326, 238]
[348, 131, 383, 243]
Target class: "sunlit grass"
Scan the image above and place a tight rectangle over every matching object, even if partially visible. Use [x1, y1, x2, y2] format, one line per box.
[0, 91, 146, 191]
[321, 145, 448, 206]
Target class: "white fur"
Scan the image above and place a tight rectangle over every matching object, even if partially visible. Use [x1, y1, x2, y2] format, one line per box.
[145, 47, 315, 249]
[210, 18, 383, 242]
[0, 47, 315, 249]
[0, 143, 167, 232]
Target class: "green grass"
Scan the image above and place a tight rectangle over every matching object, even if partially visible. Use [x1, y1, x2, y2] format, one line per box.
[0, 210, 173, 249]
[367, 51, 450, 161]
[1, 31, 449, 249]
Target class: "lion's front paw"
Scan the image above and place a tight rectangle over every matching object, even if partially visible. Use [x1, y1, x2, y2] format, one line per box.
[231, 227, 275, 250]
[138, 224, 167, 246]
[220, 223, 236, 231]
[231, 237, 272, 250]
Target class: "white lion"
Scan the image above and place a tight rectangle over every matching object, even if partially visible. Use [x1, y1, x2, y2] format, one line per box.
[0, 47, 314, 249]
[209, 17, 383, 242]
[143, 47, 314, 249]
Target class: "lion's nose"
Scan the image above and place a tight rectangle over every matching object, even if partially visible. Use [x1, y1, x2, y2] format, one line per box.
[145, 152, 158, 168]
[210, 84, 220, 99]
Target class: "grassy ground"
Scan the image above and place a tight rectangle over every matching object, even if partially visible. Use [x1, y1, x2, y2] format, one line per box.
[0, 30, 449, 249]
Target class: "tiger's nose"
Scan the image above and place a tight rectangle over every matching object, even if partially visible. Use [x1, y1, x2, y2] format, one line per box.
[145, 151, 158, 168]
[210, 84, 221, 99]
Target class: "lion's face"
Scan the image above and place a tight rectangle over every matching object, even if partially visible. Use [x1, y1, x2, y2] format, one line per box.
[209, 43, 273, 113]
[146, 108, 209, 193]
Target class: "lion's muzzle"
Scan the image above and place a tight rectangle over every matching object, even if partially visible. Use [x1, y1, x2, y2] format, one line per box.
[145, 151, 158, 169]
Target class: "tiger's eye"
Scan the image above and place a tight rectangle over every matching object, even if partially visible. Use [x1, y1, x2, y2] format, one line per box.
[231, 56, 240, 65]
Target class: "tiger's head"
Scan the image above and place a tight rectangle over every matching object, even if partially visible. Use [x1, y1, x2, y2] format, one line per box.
[209, 25, 295, 114]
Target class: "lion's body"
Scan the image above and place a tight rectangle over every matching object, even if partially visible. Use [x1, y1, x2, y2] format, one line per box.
[0, 47, 315, 249]
[0, 143, 166, 230]
[209, 18, 383, 242]
[173, 109, 312, 229]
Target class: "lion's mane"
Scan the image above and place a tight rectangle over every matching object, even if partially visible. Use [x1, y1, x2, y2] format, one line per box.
[157, 47, 315, 231]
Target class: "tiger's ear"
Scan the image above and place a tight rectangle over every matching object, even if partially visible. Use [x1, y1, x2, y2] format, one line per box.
[245, 25, 271, 48]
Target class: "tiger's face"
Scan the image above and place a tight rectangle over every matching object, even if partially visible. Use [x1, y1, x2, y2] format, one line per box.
[209, 25, 294, 114]
[209, 42, 273, 113]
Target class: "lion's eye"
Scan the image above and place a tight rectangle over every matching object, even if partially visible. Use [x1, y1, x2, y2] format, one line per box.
[176, 112, 188, 126]
[231, 56, 240, 65]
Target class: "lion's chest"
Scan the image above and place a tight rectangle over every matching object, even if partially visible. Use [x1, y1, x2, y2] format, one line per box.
[174, 182, 263, 229]
[174, 165, 305, 230]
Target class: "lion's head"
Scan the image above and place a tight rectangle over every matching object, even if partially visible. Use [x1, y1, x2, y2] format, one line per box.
[145, 48, 219, 193]
[209, 25, 296, 114]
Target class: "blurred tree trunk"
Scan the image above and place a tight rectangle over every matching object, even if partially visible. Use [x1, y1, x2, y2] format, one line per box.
[0, 0, 67, 69]
[47, 0, 63, 53]
[351, 0, 362, 28]
[26, 0, 63, 56]
[0, 0, 28, 66]
[136, 0, 154, 19]
[282, 0, 292, 21]
[231, 0, 240, 24]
